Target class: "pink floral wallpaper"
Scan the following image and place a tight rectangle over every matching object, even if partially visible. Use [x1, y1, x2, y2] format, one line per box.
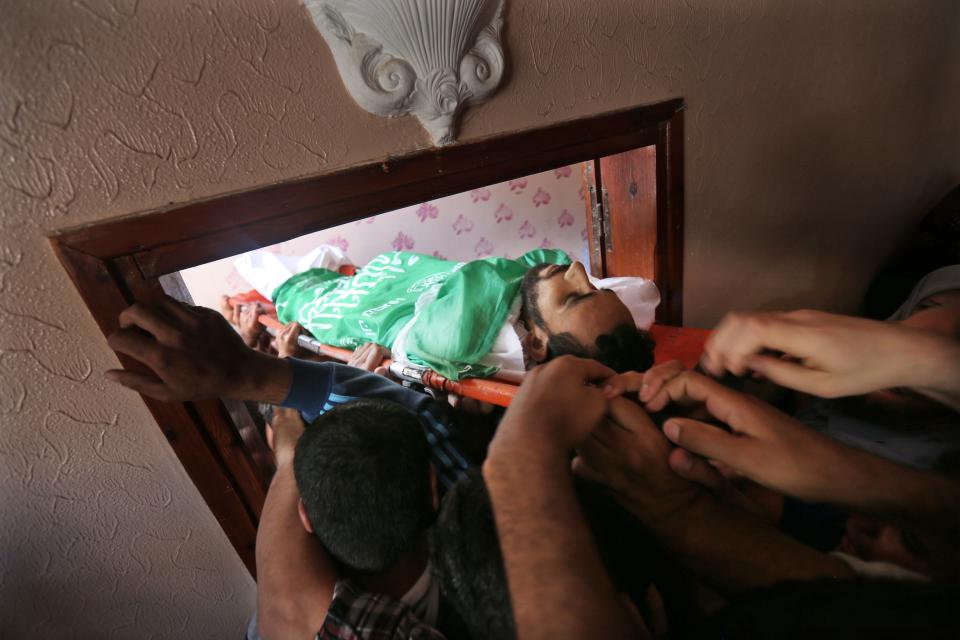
[180, 164, 588, 310]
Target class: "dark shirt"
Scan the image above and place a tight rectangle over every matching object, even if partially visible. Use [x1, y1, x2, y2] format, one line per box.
[279, 358, 471, 490]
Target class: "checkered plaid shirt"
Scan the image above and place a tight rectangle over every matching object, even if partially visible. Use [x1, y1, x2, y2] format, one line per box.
[316, 580, 446, 640]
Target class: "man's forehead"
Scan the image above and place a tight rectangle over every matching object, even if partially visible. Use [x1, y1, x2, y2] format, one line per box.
[535, 263, 569, 279]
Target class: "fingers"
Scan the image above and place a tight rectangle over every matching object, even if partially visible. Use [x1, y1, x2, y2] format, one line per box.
[279, 321, 301, 336]
[575, 420, 622, 466]
[347, 342, 387, 371]
[701, 315, 766, 377]
[229, 301, 242, 327]
[644, 586, 669, 640]
[662, 417, 748, 470]
[641, 359, 686, 402]
[644, 370, 755, 430]
[571, 455, 606, 485]
[158, 296, 200, 325]
[669, 449, 767, 518]
[701, 311, 817, 378]
[117, 303, 182, 345]
[607, 396, 658, 435]
[360, 344, 387, 370]
[276, 322, 302, 357]
[107, 327, 165, 368]
[280, 322, 302, 339]
[240, 303, 263, 330]
[572, 423, 634, 492]
[218, 294, 233, 320]
[744, 354, 834, 397]
[104, 369, 176, 401]
[602, 371, 644, 399]
[668, 448, 728, 491]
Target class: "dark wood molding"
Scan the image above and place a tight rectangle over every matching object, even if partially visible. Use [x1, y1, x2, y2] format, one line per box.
[48, 98, 685, 576]
[49, 242, 262, 574]
[656, 108, 685, 325]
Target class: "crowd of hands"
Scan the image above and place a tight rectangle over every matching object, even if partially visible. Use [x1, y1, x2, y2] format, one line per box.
[106, 295, 960, 638]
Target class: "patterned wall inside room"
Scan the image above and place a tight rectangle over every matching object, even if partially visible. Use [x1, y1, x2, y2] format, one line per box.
[181, 164, 588, 310]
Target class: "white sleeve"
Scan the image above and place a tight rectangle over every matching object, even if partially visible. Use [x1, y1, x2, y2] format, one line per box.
[830, 552, 928, 582]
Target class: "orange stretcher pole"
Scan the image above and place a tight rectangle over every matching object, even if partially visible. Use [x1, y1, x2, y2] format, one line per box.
[227, 293, 712, 408]
[228, 295, 519, 407]
[255, 313, 358, 362]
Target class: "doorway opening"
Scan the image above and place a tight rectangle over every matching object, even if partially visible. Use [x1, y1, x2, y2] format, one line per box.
[50, 98, 684, 573]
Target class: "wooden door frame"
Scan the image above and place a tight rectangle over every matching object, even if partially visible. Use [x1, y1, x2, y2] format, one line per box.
[49, 98, 685, 575]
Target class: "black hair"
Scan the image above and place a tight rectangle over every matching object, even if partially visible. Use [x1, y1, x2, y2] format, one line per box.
[293, 398, 434, 573]
[430, 470, 659, 640]
[521, 264, 656, 373]
[430, 468, 515, 640]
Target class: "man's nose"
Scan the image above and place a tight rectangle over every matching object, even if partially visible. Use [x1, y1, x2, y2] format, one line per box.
[564, 262, 593, 292]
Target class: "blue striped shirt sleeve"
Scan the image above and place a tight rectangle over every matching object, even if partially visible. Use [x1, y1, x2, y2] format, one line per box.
[278, 358, 335, 423]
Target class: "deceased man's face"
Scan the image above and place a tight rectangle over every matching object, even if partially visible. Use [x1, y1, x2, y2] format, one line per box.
[521, 262, 634, 359]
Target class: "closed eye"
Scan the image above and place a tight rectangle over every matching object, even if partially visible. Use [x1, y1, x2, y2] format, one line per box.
[564, 288, 614, 308]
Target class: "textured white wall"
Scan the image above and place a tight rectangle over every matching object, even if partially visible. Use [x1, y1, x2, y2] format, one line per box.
[2, 0, 959, 637]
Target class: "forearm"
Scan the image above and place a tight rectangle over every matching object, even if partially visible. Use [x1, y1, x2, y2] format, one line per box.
[627, 492, 853, 596]
[256, 463, 337, 639]
[830, 446, 960, 539]
[748, 430, 960, 542]
[232, 350, 294, 404]
[484, 440, 643, 640]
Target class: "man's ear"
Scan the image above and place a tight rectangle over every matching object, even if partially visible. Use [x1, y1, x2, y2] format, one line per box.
[297, 498, 314, 534]
[525, 325, 550, 363]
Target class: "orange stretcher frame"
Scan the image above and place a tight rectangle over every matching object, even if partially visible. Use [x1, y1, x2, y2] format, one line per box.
[228, 291, 710, 408]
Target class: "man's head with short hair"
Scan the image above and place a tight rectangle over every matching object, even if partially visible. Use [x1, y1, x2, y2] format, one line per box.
[429, 469, 516, 640]
[294, 398, 435, 573]
[521, 262, 655, 372]
[430, 470, 657, 640]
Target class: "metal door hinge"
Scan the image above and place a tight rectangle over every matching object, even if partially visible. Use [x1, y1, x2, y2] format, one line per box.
[601, 186, 613, 253]
[586, 164, 604, 272]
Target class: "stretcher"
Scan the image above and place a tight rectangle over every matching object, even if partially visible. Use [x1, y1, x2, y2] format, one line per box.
[227, 291, 710, 408]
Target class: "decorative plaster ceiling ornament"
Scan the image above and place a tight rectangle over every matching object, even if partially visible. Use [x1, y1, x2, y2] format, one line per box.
[304, 0, 506, 146]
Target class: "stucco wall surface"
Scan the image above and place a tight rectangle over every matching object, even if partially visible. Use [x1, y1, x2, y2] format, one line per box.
[1, 0, 959, 637]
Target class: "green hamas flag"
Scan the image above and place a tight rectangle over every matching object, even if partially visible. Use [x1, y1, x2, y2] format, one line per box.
[273, 249, 570, 379]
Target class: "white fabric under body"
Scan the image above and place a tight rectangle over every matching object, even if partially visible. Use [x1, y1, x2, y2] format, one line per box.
[830, 552, 928, 582]
[234, 245, 353, 301]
